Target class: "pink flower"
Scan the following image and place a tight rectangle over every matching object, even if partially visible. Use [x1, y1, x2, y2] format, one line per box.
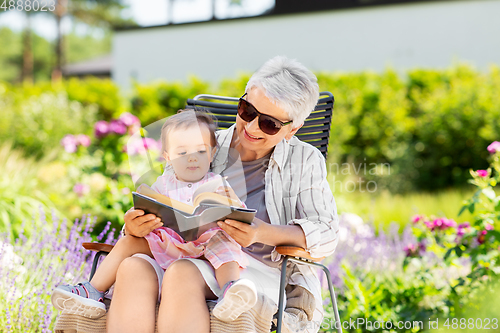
[433, 218, 444, 229]
[109, 119, 127, 135]
[125, 137, 161, 156]
[404, 243, 417, 257]
[487, 141, 500, 154]
[73, 183, 90, 197]
[412, 215, 423, 223]
[476, 170, 488, 177]
[478, 230, 488, 244]
[76, 134, 91, 147]
[94, 121, 110, 138]
[119, 112, 140, 127]
[444, 218, 457, 229]
[61, 135, 78, 153]
[426, 217, 456, 231]
[485, 223, 494, 230]
[424, 220, 434, 230]
[404, 242, 425, 257]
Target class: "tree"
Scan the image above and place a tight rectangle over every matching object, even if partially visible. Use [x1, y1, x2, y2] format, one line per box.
[50, 0, 136, 81]
[21, 12, 34, 83]
[0, 2, 35, 83]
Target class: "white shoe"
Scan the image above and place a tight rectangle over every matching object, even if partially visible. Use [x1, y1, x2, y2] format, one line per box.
[51, 282, 106, 319]
[213, 279, 258, 322]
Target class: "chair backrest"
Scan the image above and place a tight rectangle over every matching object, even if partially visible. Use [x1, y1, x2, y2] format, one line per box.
[185, 91, 334, 158]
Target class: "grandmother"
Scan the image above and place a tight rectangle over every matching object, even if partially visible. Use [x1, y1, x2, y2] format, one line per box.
[107, 56, 339, 333]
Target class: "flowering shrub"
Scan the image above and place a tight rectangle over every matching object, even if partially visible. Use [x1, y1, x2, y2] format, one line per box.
[60, 134, 91, 153]
[451, 142, 500, 293]
[0, 210, 117, 332]
[57, 112, 144, 234]
[321, 214, 460, 332]
[404, 141, 500, 318]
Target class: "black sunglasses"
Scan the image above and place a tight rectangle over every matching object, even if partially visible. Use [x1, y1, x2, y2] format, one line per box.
[237, 93, 293, 135]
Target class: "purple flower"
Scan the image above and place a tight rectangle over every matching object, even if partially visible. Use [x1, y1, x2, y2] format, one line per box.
[458, 222, 470, 229]
[94, 120, 110, 138]
[457, 222, 471, 237]
[119, 112, 140, 127]
[109, 119, 127, 135]
[76, 134, 91, 147]
[476, 170, 488, 178]
[73, 183, 90, 197]
[487, 141, 500, 154]
[61, 135, 78, 153]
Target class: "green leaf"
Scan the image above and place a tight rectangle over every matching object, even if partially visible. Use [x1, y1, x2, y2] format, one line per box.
[444, 248, 454, 261]
[488, 230, 500, 242]
[468, 203, 475, 214]
[458, 204, 468, 216]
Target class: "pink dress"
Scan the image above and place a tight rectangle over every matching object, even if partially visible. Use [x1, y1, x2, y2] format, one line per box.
[144, 172, 249, 270]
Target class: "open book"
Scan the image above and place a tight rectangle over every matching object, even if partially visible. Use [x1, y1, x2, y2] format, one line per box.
[132, 177, 256, 242]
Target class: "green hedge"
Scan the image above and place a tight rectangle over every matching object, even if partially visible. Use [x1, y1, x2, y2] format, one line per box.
[315, 65, 500, 192]
[2, 64, 499, 191]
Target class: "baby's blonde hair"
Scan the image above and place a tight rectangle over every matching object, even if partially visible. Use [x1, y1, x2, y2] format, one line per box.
[160, 110, 218, 154]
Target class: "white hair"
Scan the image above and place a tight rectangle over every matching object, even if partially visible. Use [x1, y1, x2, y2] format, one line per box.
[245, 56, 319, 127]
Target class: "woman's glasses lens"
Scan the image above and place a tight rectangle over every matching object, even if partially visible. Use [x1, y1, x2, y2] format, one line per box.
[238, 99, 282, 135]
[259, 117, 280, 135]
[238, 100, 257, 122]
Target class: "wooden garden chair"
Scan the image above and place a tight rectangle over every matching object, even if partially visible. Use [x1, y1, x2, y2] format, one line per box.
[55, 92, 342, 333]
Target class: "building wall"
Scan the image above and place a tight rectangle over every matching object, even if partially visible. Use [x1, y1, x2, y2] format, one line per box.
[113, 0, 500, 88]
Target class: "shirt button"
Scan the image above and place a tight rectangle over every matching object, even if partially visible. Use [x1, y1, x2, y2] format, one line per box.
[188, 184, 192, 188]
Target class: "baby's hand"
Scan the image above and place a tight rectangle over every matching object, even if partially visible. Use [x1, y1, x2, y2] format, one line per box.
[215, 186, 241, 204]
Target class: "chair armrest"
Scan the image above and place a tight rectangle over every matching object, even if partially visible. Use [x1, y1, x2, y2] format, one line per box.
[275, 246, 324, 262]
[82, 242, 114, 253]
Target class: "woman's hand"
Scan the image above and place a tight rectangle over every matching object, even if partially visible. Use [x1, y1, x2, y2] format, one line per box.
[217, 217, 268, 247]
[124, 208, 163, 237]
[218, 217, 308, 249]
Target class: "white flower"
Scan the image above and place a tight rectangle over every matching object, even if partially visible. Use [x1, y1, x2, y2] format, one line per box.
[0, 241, 23, 269]
[338, 213, 374, 242]
[0, 241, 27, 284]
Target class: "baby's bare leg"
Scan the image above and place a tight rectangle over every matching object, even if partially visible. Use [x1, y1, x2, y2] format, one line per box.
[215, 262, 240, 289]
[90, 235, 153, 292]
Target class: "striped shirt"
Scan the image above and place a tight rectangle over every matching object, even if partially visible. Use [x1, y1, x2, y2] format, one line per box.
[211, 125, 340, 329]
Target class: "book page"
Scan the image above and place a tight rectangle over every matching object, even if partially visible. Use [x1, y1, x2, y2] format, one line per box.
[136, 183, 195, 214]
[192, 177, 243, 208]
[193, 192, 240, 208]
[191, 177, 227, 199]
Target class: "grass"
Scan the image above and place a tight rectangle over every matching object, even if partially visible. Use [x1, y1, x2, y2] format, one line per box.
[331, 182, 474, 231]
